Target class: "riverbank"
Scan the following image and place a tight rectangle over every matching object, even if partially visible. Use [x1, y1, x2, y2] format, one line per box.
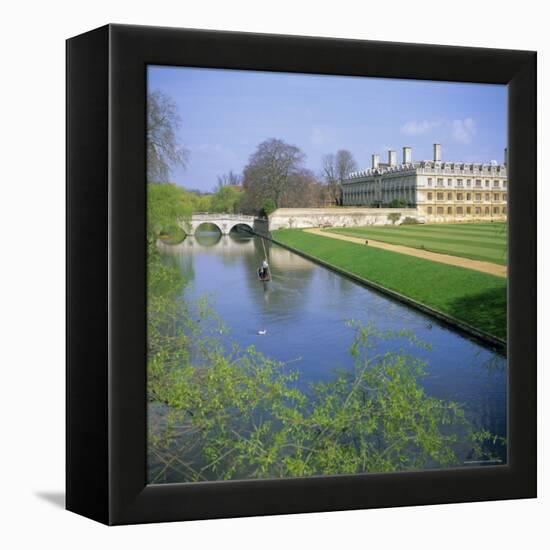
[271, 229, 507, 344]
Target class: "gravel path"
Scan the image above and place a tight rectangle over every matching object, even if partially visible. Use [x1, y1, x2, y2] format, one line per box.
[303, 228, 507, 278]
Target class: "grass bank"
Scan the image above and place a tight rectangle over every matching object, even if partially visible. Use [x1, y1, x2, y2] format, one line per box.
[327, 222, 507, 265]
[272, 229, 507, 341]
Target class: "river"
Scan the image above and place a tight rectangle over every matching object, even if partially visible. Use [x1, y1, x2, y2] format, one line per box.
[157, 229, 507, 467]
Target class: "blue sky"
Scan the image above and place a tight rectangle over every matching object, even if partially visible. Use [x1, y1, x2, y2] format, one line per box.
[148, 66, 507, 192]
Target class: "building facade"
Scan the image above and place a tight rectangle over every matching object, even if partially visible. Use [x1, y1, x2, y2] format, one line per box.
[342, 144, 507, 222]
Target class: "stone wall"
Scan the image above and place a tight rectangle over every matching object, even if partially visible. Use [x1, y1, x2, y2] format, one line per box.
[268, 207, 423, 231]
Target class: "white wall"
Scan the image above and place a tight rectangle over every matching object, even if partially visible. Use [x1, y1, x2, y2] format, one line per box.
[1, 2, 547, 549]
[269, 207, 422, 229]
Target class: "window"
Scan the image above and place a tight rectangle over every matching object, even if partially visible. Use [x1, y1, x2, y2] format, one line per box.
[503, 180, 507, 188]
[475, 179, 481, 187]
[466, 179, 471, 187]
[493, 207, 500, 214]
[494, 180, 499, 187]
[503, 207, 507, 214]
[448, 178, 453, 186]
[475, 193, 481, 201]
[457, 207, 463, 214]
[427, 207, 433, 214]
[427, 192, 433, 200]
[466, 207, 471, 214]
[457, 193, 463, 201]
[437, 207, 444, 214]
[457, 179, 463, 187]
[485, 207, 490, 215]
[466, 193, 471, 200]
[437, 178, 443, 187]
[427, 178, 433, 186]
[485, 180, 490, 187]
[437, 192, 444, 200]
[447, 192, 452, 200]
[485, 193, 490, 201]
[503, 194, 507, 201]
[447, 207, 452, 214]
[475, 207, 481, 214]
[494, 193, 499, 201]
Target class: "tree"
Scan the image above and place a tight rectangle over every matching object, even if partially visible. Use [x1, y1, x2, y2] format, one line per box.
[281, 168, 324, 208]
[216, 170, 241, 190]
[322, 150, 357, 205]
[335, 150, 357, 182]
[242, 138, 305, 213]
[147, 183, 192, 244]
[210, 185, 243, 213]
[147, 90, 189, 183]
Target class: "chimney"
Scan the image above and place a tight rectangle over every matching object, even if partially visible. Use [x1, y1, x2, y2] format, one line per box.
[403, 146, 412, 164]
[388, 150, 397, 167]
[372, 154, 380, 169]
[433, 143, 442, 162]
[504, 147, 508, 166]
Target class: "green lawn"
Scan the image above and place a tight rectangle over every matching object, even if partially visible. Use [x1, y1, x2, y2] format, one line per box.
[272, 229, 506, 340]
[327, 222, 507, 265]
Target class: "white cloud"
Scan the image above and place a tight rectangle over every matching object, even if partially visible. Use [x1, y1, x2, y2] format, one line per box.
[400, 119, 442, 136]
[400, 117, 476, 145]
[451, 117, 476, 144]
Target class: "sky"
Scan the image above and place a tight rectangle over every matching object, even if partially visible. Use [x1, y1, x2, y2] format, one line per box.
[148, 66, 507, 192]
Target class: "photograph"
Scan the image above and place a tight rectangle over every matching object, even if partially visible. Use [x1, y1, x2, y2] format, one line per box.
[0, 0, 544, 542]
[146, 66, 508, 484]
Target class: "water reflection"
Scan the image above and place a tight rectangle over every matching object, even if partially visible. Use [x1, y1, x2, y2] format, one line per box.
[160, 233, 507, 461]
[194, 230, 221, 247]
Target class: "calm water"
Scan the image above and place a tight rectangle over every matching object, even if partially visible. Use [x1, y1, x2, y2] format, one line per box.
[159, 230, 507, 463]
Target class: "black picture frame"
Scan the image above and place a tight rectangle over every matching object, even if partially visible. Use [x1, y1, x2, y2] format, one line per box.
[66, 24, 537, 525]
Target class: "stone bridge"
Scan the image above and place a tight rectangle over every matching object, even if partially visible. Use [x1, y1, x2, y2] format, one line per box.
[184, 213, 256, 235]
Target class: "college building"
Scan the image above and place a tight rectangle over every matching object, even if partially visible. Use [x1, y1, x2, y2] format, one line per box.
[342, 144, 507, 222]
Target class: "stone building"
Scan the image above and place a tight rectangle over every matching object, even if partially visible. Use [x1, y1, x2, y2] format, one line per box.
[342, 144, 507, 222]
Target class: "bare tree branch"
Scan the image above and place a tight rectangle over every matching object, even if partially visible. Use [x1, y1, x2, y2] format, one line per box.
[147, 90, 190, 183]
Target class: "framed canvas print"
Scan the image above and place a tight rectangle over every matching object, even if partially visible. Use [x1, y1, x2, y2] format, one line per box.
[66, 24, 536, 525]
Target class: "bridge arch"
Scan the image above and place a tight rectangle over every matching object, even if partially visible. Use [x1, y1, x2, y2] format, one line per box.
[193, 221, 223, 235]
[228, 222, 253, 234]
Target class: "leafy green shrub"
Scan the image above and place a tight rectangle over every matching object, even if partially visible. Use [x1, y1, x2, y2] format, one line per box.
[401, 216, 420, 225]
[387, 212, 401, 225]
[262, 199, 277, 217]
